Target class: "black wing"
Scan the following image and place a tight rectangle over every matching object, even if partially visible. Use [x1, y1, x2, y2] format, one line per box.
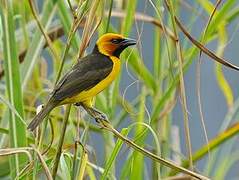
[52, 53, 113, 101]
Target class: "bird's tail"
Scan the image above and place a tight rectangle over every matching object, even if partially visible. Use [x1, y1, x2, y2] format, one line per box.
[27, 101, 57, 131]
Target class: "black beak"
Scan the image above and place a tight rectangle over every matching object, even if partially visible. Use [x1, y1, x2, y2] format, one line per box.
[113, 37, 136, 57]
[121, 38, 137, 47]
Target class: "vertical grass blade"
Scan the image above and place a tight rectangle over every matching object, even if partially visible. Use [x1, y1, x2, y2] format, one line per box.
[166, 0, 193, 169]
[121, 0, 138, 35]
[57, 0, 80, 50]
[101, 128, 129, 180]
[130, 88, 146, 180]
[0, 1, 27, 178]
[21, 0, 57, 89]
[215, 25, 233, 108]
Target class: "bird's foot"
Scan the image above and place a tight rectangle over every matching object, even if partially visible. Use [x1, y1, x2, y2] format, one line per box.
[76, 103, 110, 127]
[94, 112, 108, 121]
[94, 113, 109, 124]
[85, 107, 109, 123]
[95, 118, 110, 128]
[92, 112, 109, 128]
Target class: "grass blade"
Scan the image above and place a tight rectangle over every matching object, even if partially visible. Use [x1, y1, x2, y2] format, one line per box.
[121, 0, 138, 35]
[215, 25, 233, 108]
[21, 0, 57, 89]
[101, 128, 129, 180]
[0, 1, 27, 178]
[57, 0, 80, 50]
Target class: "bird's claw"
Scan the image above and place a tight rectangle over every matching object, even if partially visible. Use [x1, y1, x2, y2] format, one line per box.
[95, 115, 109, 122]
[94, 113, 109, 127]
[97, 113, 108, 120]
[74, 103, 109, 127]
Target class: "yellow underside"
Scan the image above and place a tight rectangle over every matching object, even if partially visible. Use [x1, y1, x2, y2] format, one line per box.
[60, 56, 120, 107]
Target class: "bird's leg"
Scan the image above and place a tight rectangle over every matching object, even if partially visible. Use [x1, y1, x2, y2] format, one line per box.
[75, 103, 109, 125]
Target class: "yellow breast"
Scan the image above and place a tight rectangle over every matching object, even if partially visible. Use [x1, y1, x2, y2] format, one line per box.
[62, 56, 120, 106]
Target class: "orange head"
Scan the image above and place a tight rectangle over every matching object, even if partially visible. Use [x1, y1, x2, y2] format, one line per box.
[94, 33, 136, 57]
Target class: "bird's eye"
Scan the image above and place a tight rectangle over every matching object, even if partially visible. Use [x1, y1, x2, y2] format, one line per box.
[111, 39, 120, 44]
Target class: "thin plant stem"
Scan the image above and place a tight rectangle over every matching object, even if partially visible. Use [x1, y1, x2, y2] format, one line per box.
[52, 105, 71, 178]
[169, 122, 239, 175]
[28, 0, 61, 63]
[67, 0, 76, 18]
[174, 16, 239, 71]
[165, 0, 193, 170]
[196, 0, 222, 169]
[83, 106, 209, 180]
[105, 0, 113, 33]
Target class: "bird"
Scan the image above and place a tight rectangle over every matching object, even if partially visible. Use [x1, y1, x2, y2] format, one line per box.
[27, 33, 136, 131]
